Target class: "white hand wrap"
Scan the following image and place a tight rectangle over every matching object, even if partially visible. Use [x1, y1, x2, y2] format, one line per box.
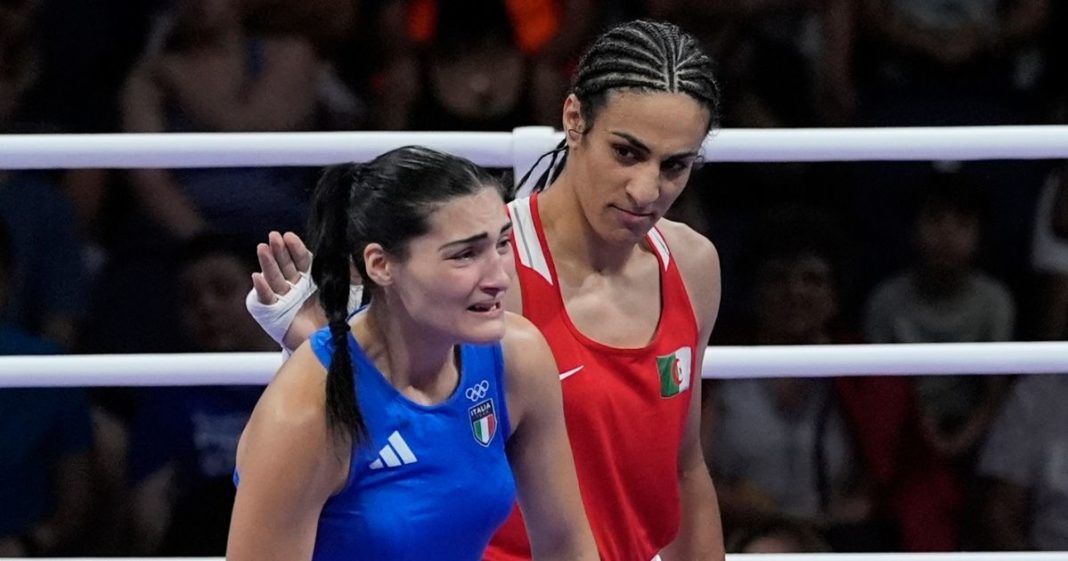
[245, 271, 318, 346]
[246, 273, 365, 347]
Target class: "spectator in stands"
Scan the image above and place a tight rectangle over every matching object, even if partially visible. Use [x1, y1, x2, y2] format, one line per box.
[977, 373, 1068, 551]
[707, 207, 888, 552]
[127, 235, 273, 555]
[864, 171, 1014, 465]
[0, 218, 93, 557]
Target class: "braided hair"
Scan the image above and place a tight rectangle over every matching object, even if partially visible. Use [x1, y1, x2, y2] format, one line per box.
[519, 20, 721, 194]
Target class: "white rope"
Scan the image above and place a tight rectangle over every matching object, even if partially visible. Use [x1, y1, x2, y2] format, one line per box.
[726, 551, 1068, 555]
[1, 342, 1065, 388]
[734, 551, 1068, 555]
[18, 553, 1068, 561]
[707, 126, 1068, 162]
[3, 125, 1068, 170]
[0, 352, 280, 387]
[707, 341, 1068, 378]
[0, 131, 515, 169]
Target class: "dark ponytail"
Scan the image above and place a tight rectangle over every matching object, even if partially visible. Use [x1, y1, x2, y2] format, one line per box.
[308, 163, 367, 445]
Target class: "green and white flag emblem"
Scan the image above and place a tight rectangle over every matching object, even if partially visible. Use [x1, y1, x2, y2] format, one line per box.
[657, 346, 693, 397]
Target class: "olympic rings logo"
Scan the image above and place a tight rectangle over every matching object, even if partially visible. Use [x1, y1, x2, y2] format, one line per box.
[465, 380, 490, 401]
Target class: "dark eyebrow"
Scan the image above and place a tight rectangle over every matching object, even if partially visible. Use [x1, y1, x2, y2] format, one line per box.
[609, 131, 699, 160]
[610, 131, 650, 154]
[438, 222, 512, 251]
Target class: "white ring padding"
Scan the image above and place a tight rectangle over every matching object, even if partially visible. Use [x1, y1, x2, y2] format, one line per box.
[0, 131, 514, 170]
[734, 551, 1068, 555]
[13, 553, 1068, 561]
[0, 352, 282, 388]
[709, 126, 1068, 162]
[2, 342, 1067, 388]
[708, 341, 1068, 378]
[4, 126, 1068, 170]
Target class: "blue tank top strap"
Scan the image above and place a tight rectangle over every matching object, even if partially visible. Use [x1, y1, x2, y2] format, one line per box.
[309, 328, 510, 441]
[309, 327, 342, 368]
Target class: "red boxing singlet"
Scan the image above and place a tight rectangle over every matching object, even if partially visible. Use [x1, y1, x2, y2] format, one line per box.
[487, 195, 699, 561]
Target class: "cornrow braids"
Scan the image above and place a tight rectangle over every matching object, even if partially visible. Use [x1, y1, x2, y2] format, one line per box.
[572, 20, 720, 114]
[520, 20, 720, 195]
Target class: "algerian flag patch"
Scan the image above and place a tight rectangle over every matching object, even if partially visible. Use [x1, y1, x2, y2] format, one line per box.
[657, 346, 693, 398]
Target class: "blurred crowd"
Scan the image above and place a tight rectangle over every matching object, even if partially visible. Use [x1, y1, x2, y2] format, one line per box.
[1, 0, 1068, 556]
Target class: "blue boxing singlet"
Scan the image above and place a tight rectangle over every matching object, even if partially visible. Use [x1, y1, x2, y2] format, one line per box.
[308, 327, 516, 561]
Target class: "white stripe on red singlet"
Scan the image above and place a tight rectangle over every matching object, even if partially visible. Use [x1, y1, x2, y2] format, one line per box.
[647, 228, 671, 271]
[507, 198, 553, 284]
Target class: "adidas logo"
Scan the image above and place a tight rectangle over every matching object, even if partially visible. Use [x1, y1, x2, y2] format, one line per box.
[368, 431, 418, 470]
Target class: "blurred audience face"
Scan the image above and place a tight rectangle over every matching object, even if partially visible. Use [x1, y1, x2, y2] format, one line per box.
[756, 252, 837, 344]
[916, 208, 979, 275]
[179, 252, 270, 352]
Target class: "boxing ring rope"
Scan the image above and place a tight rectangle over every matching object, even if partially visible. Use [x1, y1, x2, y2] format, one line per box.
[2, 127, 1067, 560]
[5, 125, 1068, 386]
[24, 553, 1068, 561]
[1, 341, 1067, 387]
[3, 125, 1068, 170]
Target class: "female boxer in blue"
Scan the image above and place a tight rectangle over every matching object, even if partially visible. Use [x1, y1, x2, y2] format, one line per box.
[226, 147, 597, 561]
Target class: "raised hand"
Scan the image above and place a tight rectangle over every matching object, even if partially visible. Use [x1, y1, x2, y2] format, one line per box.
[251, 231, 313, 305]
[246, 231, 324, 351]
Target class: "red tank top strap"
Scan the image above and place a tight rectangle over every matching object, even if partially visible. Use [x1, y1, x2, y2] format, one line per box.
[507, 195, 564, 326]
[509, 194, 697, 338]
[647, 225, 700, 338]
